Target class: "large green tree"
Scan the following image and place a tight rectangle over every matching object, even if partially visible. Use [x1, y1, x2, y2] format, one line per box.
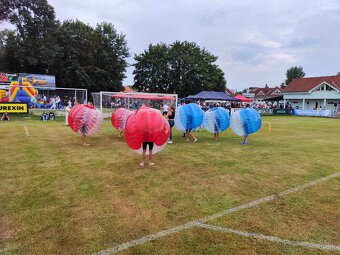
[285, 66, 305, 86]
[133, 41, 226, 97]
[55, 20, 129, 92]
[0, 0, 130, 93]
[133, 43, 170, 93]
[0, 0, 60, 74]
[92, 22, 130, 91]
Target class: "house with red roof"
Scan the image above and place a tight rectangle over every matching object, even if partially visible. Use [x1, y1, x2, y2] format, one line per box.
[242, 86, 283, 103]
[225, 88, 234, 97]
[123, 86, 134, 93]
[282, 75, 340, 110]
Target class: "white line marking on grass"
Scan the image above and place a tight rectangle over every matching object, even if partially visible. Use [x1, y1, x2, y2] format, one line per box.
[197, 171, 340, 223]
[195, 223, 340, 251]
[24, 125, 29, 136]
[93, 222, 196, 255]
[92, 171, 340, 255]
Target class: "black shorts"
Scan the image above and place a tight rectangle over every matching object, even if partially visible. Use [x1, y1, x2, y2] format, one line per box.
[81, 124, 87, 134]
[142, 142, 154, 150]
[163, 111, 168, 116]
[186, 129, 192, 132]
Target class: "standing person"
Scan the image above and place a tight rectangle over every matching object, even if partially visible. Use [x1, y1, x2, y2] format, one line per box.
[163, 103, 169, 116]
[56, 96, 61, 110]
[140, 142, 154, 166]
[165, 106, 175, 143]
[65, 104, 71, 126]
[36, 94, 41, 108]
[214, 124, 219, 140]
[185, 114, 198, 143]
[81, 102, 93, 146]
[185, 129, 198, 143]
[30, 95, 36, 109]
[81, 114, 89, 146]
[242, 135, 248, 145]
[43, 94, 47, 109]
[51, 96, 56, 109]
[68, 99, 72, 108]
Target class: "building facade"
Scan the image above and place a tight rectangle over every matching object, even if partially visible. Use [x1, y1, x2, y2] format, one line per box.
[282, 75, 340, 110]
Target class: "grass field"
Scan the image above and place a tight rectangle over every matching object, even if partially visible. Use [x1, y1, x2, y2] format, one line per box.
[0, 115, 339, 254]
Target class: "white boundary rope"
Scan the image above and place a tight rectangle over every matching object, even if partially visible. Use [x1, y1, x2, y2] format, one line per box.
[92, 171, 340, 254]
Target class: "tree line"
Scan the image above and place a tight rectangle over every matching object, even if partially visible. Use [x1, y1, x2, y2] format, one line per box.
[0, 0, 226, 96]
[0, 0, 130, 93]
[0, 0, 307, 96]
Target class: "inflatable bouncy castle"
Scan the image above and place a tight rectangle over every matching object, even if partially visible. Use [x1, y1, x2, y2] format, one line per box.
[0, 77, 38, 104]
[9, 77, 37, 103]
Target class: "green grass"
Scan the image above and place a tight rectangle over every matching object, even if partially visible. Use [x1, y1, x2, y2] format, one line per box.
[0, 116, 339, 254]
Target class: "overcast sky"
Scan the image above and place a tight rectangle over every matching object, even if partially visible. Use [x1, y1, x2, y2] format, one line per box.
[49, 0, 340, 90]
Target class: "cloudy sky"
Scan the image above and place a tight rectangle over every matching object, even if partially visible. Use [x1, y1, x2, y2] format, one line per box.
[49, 0, 340, 90]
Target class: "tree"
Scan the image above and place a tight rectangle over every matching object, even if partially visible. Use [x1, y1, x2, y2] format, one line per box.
[93, 22, 130, 92]
[55, 20, 129, 92]
[55, 20, 98, 91]
[0, 0, 18, 21]
[1, 30, 21, 72]
[285, 66, 305, 86]
[1, 0, 130, 93]
[133, 41, 226, 97]
[133, 43, 170, 93]
[1, 0, 60, 74]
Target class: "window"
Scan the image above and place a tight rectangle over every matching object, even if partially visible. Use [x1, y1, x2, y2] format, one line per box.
[312, 83, 336, 92]
[325, 85, 335, 91]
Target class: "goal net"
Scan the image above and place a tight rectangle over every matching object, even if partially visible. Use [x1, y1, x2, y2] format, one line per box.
[91, 91, 178, 112]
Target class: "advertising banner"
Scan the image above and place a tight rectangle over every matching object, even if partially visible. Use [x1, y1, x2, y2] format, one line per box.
[0, 102, 29, 114]
[273, 109, 294, 115]
[294, 109, 333, 117]
[1, 73, 56, 89]
[230, 108, 242, 115]
[0, 73, 18, 89]
[255, 108, 273, 115]
[19, 73, 55, 89]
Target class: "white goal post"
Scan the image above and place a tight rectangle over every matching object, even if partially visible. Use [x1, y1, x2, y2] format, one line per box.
[91, 91, 178, 113]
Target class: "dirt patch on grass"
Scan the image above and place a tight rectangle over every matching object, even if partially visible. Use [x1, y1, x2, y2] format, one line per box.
[0, 217, 14, 247]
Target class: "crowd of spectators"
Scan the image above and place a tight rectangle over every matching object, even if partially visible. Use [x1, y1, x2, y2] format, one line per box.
[102, 99, 162, 110]
[30, 94, 78, 110]
[182, 101, 291, 112]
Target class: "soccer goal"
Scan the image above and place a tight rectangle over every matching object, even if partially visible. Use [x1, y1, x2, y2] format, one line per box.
[6, 85, 87, 109]
[91, 91, 178, 113]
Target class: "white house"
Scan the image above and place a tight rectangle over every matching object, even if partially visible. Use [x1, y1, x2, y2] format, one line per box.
[282, 75, 340, 110]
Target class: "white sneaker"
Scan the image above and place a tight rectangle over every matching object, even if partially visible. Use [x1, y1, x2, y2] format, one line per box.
[168, 141, 173, 144]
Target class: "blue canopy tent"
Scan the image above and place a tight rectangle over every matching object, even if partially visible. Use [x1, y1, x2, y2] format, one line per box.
[185, 91, 240, 101]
